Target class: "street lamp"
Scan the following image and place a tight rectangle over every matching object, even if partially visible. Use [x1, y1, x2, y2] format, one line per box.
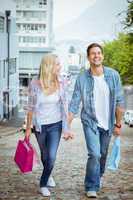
[5, 10, 11, 119]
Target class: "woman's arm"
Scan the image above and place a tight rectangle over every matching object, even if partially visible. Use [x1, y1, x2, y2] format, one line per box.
[25, 111, 33, 140]
[25, 80, 37, 140]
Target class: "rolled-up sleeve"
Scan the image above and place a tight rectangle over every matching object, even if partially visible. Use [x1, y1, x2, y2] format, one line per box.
[59, 79, 70, 133]
[26, 82, 37, 112]
[69, 76, 81, 115]
[115, 72, 125, 108]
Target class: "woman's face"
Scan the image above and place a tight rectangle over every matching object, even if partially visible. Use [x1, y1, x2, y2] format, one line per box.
[53, 57, 61, 75]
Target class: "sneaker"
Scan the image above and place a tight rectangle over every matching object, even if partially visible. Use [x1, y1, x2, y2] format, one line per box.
[47, 176, 56, 187]
[86, 191, 97, 198]
[100, 177, 104, 188]
[40, 187, 51, 197]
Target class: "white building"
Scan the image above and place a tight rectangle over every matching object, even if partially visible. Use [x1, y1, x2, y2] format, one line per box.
[14, 0, 54, 86]
[0, 0, 19, 120]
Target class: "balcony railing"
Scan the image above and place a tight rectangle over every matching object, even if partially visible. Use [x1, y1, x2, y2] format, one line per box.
[16, 16, 46, 21]
[16, 19, 47, 24]
[16, 5, 47, 11]
[17, 31, 46, 35]
[19, 42, 47, 48]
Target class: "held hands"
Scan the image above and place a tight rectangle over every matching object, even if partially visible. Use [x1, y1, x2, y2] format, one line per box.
[63, 112, 75, 140]
[63, 131, 75, 141]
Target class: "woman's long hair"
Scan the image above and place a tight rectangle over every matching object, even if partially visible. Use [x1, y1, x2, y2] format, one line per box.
[38, 54, 59, 95]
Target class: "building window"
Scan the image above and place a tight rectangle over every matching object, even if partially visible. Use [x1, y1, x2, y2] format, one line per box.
[42, 37, 45, 43]
[43, 24, 46, 30]
[25, 1, 30, 8]
[26, 24, 29, 31]
[38, 37, 41, 43]
[43, 0, 47, 5]
[9, 58, 16, 75]
[0, 16, 4, 33]
[31, 24, 34, 30]
[39, 0, 47, 6]
[22, 37, 24, 42]
[29, 37, 33, 43]
[34, 37, 38, 43]
[16, 11, 21, 19]
[19, 36, 23, 43]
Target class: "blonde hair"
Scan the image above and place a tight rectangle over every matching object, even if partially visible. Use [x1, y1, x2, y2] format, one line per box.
[39, 54, 59, 95]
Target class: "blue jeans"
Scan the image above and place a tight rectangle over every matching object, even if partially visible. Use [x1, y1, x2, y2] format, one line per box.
[35, 121, 62, 187]
[82, 124, 111, 192]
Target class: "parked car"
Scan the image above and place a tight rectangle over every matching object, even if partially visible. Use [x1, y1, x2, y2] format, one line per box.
[123, 110, 133, 127]
[128, 112, 133, 127]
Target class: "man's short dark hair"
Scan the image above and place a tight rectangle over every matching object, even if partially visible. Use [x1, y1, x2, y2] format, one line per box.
[87, 43, 103, 56]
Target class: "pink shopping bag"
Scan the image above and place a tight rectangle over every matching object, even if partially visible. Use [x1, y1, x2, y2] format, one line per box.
[32, 146, 39, 169]
[14, 139, 34, 173]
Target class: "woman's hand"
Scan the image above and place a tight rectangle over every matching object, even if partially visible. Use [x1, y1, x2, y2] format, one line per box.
[25, 128, 31, 142]
[24, 111, 33, 142]
[63, 131, 75, 140]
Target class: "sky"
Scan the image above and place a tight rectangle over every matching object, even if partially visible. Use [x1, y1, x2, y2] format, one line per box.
[53, 0, 128, 42]
[53, 0, 97, 28]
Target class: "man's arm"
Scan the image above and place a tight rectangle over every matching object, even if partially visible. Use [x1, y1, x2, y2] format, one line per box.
[115, 72, 125, 108]
[114, 72, 125, 136]
[68, 76, 81, 126]
[68, 112, 75, 125]
[115, 107, 124, 125]
[114, 107, 124, 136]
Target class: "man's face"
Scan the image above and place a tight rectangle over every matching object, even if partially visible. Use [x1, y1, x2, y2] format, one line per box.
[88, 47, 104, 67]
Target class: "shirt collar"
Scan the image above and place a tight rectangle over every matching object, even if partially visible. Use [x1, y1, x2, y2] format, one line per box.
[87, 66, 111, 78]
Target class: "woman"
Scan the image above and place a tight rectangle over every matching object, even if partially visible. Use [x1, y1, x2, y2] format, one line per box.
[25, 54, 73, 197]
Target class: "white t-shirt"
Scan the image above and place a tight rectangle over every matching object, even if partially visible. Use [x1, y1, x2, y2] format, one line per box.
[36, 89, 62, 125]
[93, 74, 110, 130]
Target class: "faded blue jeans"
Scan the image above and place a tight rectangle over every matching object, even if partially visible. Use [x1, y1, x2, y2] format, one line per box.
[35, 121, 62, 187]
[83, 124, 111, 192]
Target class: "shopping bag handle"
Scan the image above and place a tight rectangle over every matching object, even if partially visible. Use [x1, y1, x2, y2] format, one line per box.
[24, 135, 30, 144]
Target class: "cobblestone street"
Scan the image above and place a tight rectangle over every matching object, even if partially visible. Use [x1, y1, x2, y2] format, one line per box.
[0, 118, 133, 200]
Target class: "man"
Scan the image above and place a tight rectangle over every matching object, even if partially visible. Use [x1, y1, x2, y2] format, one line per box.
[68, 43, 124, 198]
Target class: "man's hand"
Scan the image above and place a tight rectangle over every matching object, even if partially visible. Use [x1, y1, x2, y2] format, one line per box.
[114, 106, 124, 136]
[113, 126, 121, 136]
[63, 131, 74, 141]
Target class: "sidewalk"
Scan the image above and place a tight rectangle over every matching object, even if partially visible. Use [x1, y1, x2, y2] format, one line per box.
[0, 118, 133, 200]
[0, 117, 23, 138]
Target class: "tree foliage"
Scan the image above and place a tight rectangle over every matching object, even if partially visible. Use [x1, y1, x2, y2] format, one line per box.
[124, 0, 133, 28]
[103, 1, 133, 85]
[103, 33, 133, 85]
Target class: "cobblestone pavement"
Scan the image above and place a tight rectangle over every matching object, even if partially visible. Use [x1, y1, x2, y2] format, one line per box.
[0, 118, 133, 200]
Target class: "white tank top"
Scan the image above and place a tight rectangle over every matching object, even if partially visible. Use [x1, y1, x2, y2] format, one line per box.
[36, 89, 62, 125]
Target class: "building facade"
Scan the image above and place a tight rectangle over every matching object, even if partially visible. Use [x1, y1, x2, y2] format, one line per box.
[0, 0, 19, 120]
[14, 0, 54, 86]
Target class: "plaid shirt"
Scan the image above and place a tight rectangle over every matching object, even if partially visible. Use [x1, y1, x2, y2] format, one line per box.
[69, 66, 125, 135]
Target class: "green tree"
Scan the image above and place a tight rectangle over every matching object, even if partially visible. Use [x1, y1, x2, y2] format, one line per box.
[103, 1, 133, 85]
[124, 0, 133, 29]
[103, 33, 133, 84]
